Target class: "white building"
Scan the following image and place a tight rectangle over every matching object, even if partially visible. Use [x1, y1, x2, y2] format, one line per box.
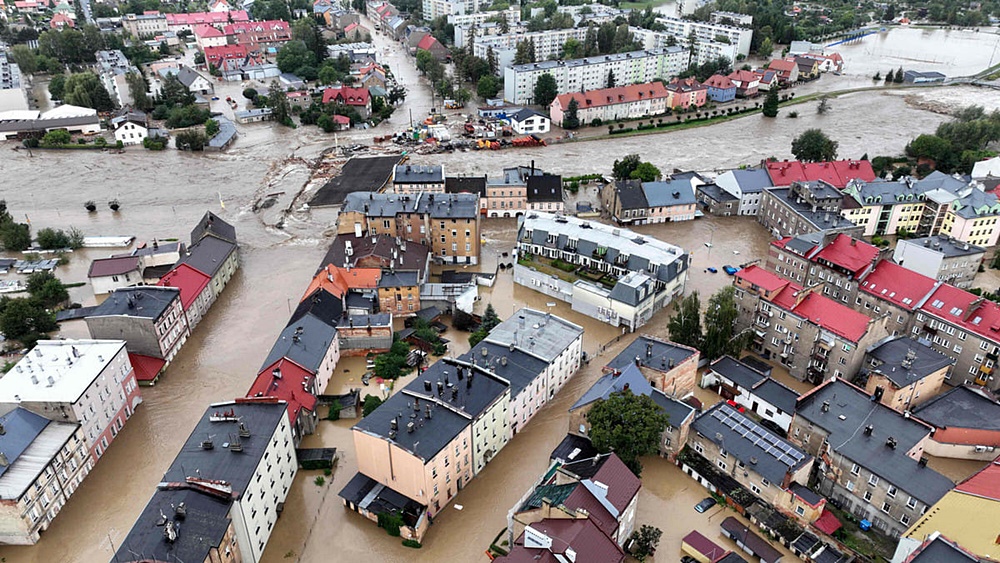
[122, 11, 168, 37]
[114, 400, 296, 563]
[473, 27, 590, 72]
[0, 52, 29, 112]
[508, 108, 550, 135]
[0, 340, 142, 464]
[714, 168, 774, 216]
[503, 47, 689, 105]
[422, 0, 482, 21]
[96, 50, 138, 108]
[630, 26, 740, 67]
[653, 15, 753, 58]
[111, 112, 150, 146]
[0, 408, 91, 545]
[972, 156, 1000, 180]
[701, 356, 798, 432]
[710, 11, 753, 26]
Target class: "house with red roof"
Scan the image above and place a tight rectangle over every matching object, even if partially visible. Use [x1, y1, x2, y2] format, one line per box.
[416, 34, 450, 61]
[49, 12, 75, 29]
[857, 260, 940, 336]
[801, 52, 845, 73]
[767, 58, 799, 83]
[727, 69, 759, 97]
[916, 283, 1000, 391]
[194, 23, 227, 50]
[665, 77, 707, 109]
[248, 358, 320, 442]
[165, 10, 249, 33]
[204, 44, 249, 67]
[549, 82, 670, 127]
[765, 159, 876, 189]
[224, 20, 291, 53]
[734, 265, 889, 383]
[767, 231, 884, 305]
[322, 86, 371, 118]
[157, 263, 213, 330]
[703, 74, 736, 102]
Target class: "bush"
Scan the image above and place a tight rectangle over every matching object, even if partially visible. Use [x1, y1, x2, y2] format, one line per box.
[94, 137, 107, 147]
[314, 476, 325, 486]
[41, 130, 71, 147]
[609, 127, 635, 135]
[175, 130, 208, 151]
[591, 118, 602, 127]
[377, 512, 404, 537]
[36, 228, 73, 250]
[328, 399, 342, 420]
[551, 258, 576, 272]
[166, 105, 211, 129]
[243, 88, 258, 100]
[402, 539, 422, 549]
[143, 137, 166, 150]
[205, 119, 220, 138]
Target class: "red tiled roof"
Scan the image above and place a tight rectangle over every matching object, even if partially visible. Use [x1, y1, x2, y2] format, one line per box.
[591, 453, 640, 513]
[416, 34, 441, 51]
[920, 283, 1000, 342]
[704, 74, 735, 89]
[88, 256, 140, 278]
[562, 485, 617, 537]
[249, 358, 318, 422]
[129, 353, 166, 382]
[204, 44, 248, 61]
[832, 159, 877, 184]
[224, 19, 289, 34]
[322, 86, 370, 106]
[801, 162, 843, 186]
[49, 13, 75, 27]
[777, 289, 872, 342]
[303, 265, 380, 300]
[736, 264, 797, 294]
[682, 530, 727, 560]
[954, 456, 1000, 500]
[727, 69, 759, 83]
[667, 77, 707, 92]
[344, 22, 358, 32]
[333, 115, 350, 124]
[157, 263, 211, 310]
[813, 234, 879, 278]
[166, 10, 248, 25]
[552, 82, 669, 111]
[194, 23, 225, 38]
[765, 159, 876, 189]
[859, 261, 937, 311]
[768, 58, 798, 72]
[506, 518, 625, 563]
[814, 509, 842, 535]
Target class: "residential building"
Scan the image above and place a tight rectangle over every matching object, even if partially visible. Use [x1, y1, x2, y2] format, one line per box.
[113, 400, 296, 563]
[484, 167, 531, 217]
[0, 52, 29, 112]
[603, 334, 700, 399]
[262, 307, 340, 398]
[204, 44, 249, 67]
[111, 111, 151, 147]
[393, 164, 445, 194]
[156, 263, 213, 330]
[860, 336, 954, 411]
[0, 409, 89, 545]
[549, 82, 670, 127]
[177, 212, 240, 299]
[601, 178, 698, 225]
[472, 27, 589, 71]
[234, 108, 274, 124]
[0, 340, 141, 463]
[894, 532, 985, 563]
[790, 379, 955, 537]
[855, 260, 938, 337]
[972, 156, 1000, 180]
[508, 109, 550, 135]
[422, 0, 483, 21]
[711, 11, 754, 25]
[696, 182, 739, 216]
[250, 357, 319, 444]
[792, 56, 820, 79]
[500, 518, 625, 562]
[733, 265, 889, 383]
[95, 50, 138, 108]
[86, 287, 190, 365]
[727, 69, 760, 98]
[194, 23, 228, 49]
[122, 11, 168, 37]
[88, 255, 142, 295]
[223, 20, 292, 53]
[665, 77, 708, 108]
[893, 235, 985, 288]
[766, 231, 883, 305]
[526, 173, 564, 213]
[630, 26, 737, 68]
[165, 10, 249, 33]
[767, 58, 799, 83]
[800, 52, 845, 73]
[757, 182, 861, 239]
[715, 168, 773, 216]
[377, 271, 420, 315]
[416, 34, 450, 61]
[503, 48, 689, 105]
[506, 452, 639, 554]
[704, 73, 736, 102]
[912, 386, 1000, 459]
[702, 355, 798, 432]
[338, 192, 481, 265]
[570, 362, 695, 460]
[515, 212, 689, 330]
[320, 234, 430, 281]
[174, 66, 214, 96]
[689, 403, 813, 507]
[766, 159, 877, 189]
[322, 86, 371, 118]
[653, 14, 754, 57]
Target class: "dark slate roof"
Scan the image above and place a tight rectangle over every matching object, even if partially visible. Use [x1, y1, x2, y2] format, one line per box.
[790, 482, 823, 505]
[342, 192, 479, 219]
[913, 385, 1000, 432]
[394, 164, 444, 184]
[796, 379, 954, 504]
[611, 180, 648, 210]
[309, 155, 402, 207]
[526, 174, 562, 203]
[262, 314, 338, 373]
[288, 288, 344, 329]
[0, 408, 50, 479]
[90, 286, 180, 320]
[445, 176, 486, 196]
[607, 271, 653, 307]
[698, 182, 738, 203]
[462, 341, 547, 398]
[511, 108, 547, 122]
[731, 168, 773, 193]
[378, 270, 419, 288]
[721, 517, 781, 563]
[715, 554, 750, 563]
[694, 403, 811, 484]
[605, 335, 696, 374]
[321, 234, 429, 273]
[764, 187, 857, 231]
[338, 472, 426, 522]
[908, 536, 981, 562]
[414, 306, 442, 322]
[865, 336, 955, 387]
[571, 362, 693, 428]
[792, 531, 821, 554]
[754, 379, 799, 414]
[190, 211, 237, 245]
[560, 452, 614, 481]
[710, 355, 767, 390]
[115, 486, 233, 563]
[550, 433, 600, 464]
[178, 236, 237, 278]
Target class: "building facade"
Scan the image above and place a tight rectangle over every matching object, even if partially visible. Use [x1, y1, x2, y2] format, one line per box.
[893, 235, 985, 289]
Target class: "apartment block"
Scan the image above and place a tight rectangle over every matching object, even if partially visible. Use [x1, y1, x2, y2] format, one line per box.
[766, 231, 884, 306]
[652, 15, 753, 57]
[630, 26, 739, 67]
[893, 235, 985, 289]
[855, 261, 938, 337]
[714, 168, 773, 216]
[912, 386, 1000, 460]
[503, 48, 689, 105]
[0, 52, 29, 112]
[95, 50, 138, 108]
[0, 340, 141, 464]
[122, 11, 169, 37]
[86, 286, 191, 364]
[549, 82, 670, 127]
[422, 0, 482, 21]
[393, 164, 445, 194]
[602, 334, 700, 399]
[472, 27, 589, 71]
[339, 192, 481, 265]
[758, 181, 861, 239]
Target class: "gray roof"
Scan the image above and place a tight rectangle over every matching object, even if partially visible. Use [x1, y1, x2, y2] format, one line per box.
[178, 236, 238, 278]
[913, 385, 1000, 432]
[509, 47, 685, 72]
[526, 174, 562, 203]
[790, 482, 823, 505]
[310, 155, 402, 207]
[484, 307, 583, 364]
[764, 188, 857, 231]
[901, 235, 985, 258]
[0, 409, 52, 482]
[612, 180, 648, 210]
[378, 270, 419, 288]
[608, 271, 654, 307]
[115, 486, 233, 563]
[718, 168, 773, 194]
[342, 192, 479, 219]
[462, 341, 548, 398]
[510, 108, 547, 123]
[908, 536, 980, 562]
[951, 184, 1000, 219]
[234, 108, 273, 119]
[321, 234, 429, 273]
[864, 336, 955, 387]
[642, 180, 696, 207]
[394, 164, 444, 184]
[175, 65, 208, 89]
[207, 116, 237, 149]
[263, 314, 338, 373]
[191, 211, 237, 245]
[693, 403, 811, 485]
[445, 176, 486, 196]
[710, 355, 767, 390]
[783, 231, 824, 256]
[90, 286, 181, 320]
[796, 379, 954, 504]
[843, 172, 970, 209]
[605, 335, 696, 374]
[697, 183, 738, 203]
[798, 180, 841, 200]
[289, 288, 344, 328]
[754, 379, 799, 414]
[572, 362, 694, 427]
[550, 433, 600, 464]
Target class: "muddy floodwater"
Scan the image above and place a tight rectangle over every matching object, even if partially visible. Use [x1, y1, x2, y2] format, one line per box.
[0, 22, 996, 561]
[835, 27, 1000, 78]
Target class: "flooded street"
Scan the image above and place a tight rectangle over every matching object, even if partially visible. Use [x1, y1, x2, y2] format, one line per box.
[835, 27, 1000, 78]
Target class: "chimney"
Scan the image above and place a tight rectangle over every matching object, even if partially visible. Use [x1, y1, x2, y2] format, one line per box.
[864, 425, 873, 436]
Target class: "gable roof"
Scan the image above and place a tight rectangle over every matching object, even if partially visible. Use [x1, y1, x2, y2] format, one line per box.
[445, 176, 487, 196]
[90, 286, 180, 320]
[642, 180, 696, 207]
[303, 265, 381, 300]
[88, 255, 141, 278]
[505, 518, 624, 563]
[250, 358, 318, 423]
[812, 233, 880, 278]
[526, 174, 562, 202]
[157, 263, 212, 310]
[178, 236, 237, 278]
[766, 159, 876, 188]
[511, 108, 547, 123]
[416, 34, 443, 52]
[859, 261, 938, 311]
[322, 86, 370, 106]
[704, 74, 735, 89]
[919, 282, 1000, 342]
[0, 408, 51, 481]
[553, 82, 669, 111]
[605, 335, 697, 374]
[773, 286, 872, 342]
[191, 211, 237, 245]
[262, 314, 337, 373]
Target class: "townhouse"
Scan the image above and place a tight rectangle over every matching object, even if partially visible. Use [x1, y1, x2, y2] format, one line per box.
[766, 159, 877, 189]
[603, 334, 700, 399]
[393, 164, 445, 194]
[855, 261, 938, 338]
[515, 212, 689, 330]
[570, 361, 695, 461]
[703, 355, 799, 433]
[790, 379, 955, 537]
[322, 233, 430, 280]
[224, 20, 292, 53]
[248, 358, 319, 445]
[178, 211, 240, 299]
[502, 517, 625, 562]
[704, 73, 736, 102]
[714, 168, 773, 216]
[0, 340, 141, 464]
[526, 173, 564, 213]
[912, 386, 1000, 460]
[156, 264, 214, 331]
[86, 286, 191, 368]
[893, 235, 985, 289]
[338, 192, 481, 265]
[766, 231, 883, 305]
[484, 168, 528, 217]
[87, 256, 142, 295]
[114, 400, 296, 563]
[261, 304, 341, 401]
[914, 283, 1000, 390]
[122, 11, 168, 37]
[550, 82, 671, 127]
[601, 177, 698, 225]
[727, 69, 759, 97]
[758, 180, 861, 239]
[322, 86, 371, 118]
[733, 265, 890, 383]
[0, 409, 90, 545]
[860, 336, 954, 411]
[165, 10, 249, 33]
[689, 402, 814, 507]
[665, 77, 708, 108]
[503, 48, 689, 105]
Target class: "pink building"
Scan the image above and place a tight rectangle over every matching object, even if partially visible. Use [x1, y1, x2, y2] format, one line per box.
[727, 69, 760, 97]
[549, 82, 670, 127]
[224, 20, 292, 53]
[165, 10, 249, 33]
[665, 77, 707, 109]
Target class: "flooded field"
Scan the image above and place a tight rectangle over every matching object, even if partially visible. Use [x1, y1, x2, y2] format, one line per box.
[836, 27, 1000, 78]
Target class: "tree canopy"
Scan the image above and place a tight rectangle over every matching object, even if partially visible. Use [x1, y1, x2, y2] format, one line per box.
[761, 87, 779, 118]
[562, 98, 580, 129]
[533, 73, 558, 107]
[668, 292, 702, 349]
[791, 128, 839, 162]
[468, 304, 501, 347]
[276, 40, 318, 81]
[701, 286, 749, 362]
[587, 389, 668, 476]
[63, 72, 116, 112]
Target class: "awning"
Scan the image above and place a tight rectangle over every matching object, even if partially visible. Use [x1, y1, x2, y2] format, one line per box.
[129, 353, 166, 383]
[814, 509, 842, 535]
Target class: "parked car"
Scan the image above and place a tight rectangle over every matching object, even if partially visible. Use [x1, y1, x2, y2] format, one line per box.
[694, 497, 717, 513]
[706, 267, 718, 273]
[723, 265, 739, 275]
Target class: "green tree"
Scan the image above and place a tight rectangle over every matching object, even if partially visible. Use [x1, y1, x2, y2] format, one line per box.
[701, 286, 749, 362]
[157, 72, 195, 107]
[10, 45, 38, 75]
[893, 66, 904, 83]
[562, 38, 582, 59]
[292, 17, 326, 61]
[41, 129, 72, 146]
[48, 74, 67, 100]
[0, 297, 58, 345]
[63, 72, 116, 112]
[532, 73, 558, 107]
[668, 292, 702, 348]
[607, 70, 616, 88]
[268, 80, 292, 127]
[817, 95, 830, 115]
[791, 128, 839, 162]
[125, 71, 152, 111]
[758, 36, 773, 57]
[205, 119, 220, 138]
[26, 271, 68, 308]
[35, 228, 72, 250]
[276, 40, 318, 78]
[317, 113, 336, 132]
[468, 303, 501, 347]
[629, 162, 661, 182]
[586, 389, 668, 476]
[562, 97, 580, 129]
[243, 88, 258, 100]
[362, 394, 384, 417]
[612, 154, 641, 180]
[175, 130, 208, 151]
[906, 134, 952, 163]
[477, 75, 500, 99]
[486, 45, 498, 75]
[513, 39, 535, 64]
[762, 87, 779, 118]
[629, 525, 663, 563]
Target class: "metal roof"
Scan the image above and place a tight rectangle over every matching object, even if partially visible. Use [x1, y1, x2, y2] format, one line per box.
[484, 307, 583, 364]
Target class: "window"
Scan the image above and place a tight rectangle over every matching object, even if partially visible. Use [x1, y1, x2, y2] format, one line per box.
[750, 484, 761, 495]
[851, 463, 860, 476]
[693, 442, 704, 454]
[717, 460, 727, 470]
[887, 486, 897, 498]
[868, 474, 879, 487]
[906, 496, 917, 509]
[900, 514, 911, 526]
[882, 502, 892, 513]
[864, 490, 873, 502]
[795, 506, 805, 516]
[719, 450, 728, 459]
[760, 478, 770, 488]
[846, 481, 855, 491]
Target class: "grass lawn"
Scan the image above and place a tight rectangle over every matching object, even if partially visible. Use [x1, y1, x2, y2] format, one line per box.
[619, 0, 673, 9]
